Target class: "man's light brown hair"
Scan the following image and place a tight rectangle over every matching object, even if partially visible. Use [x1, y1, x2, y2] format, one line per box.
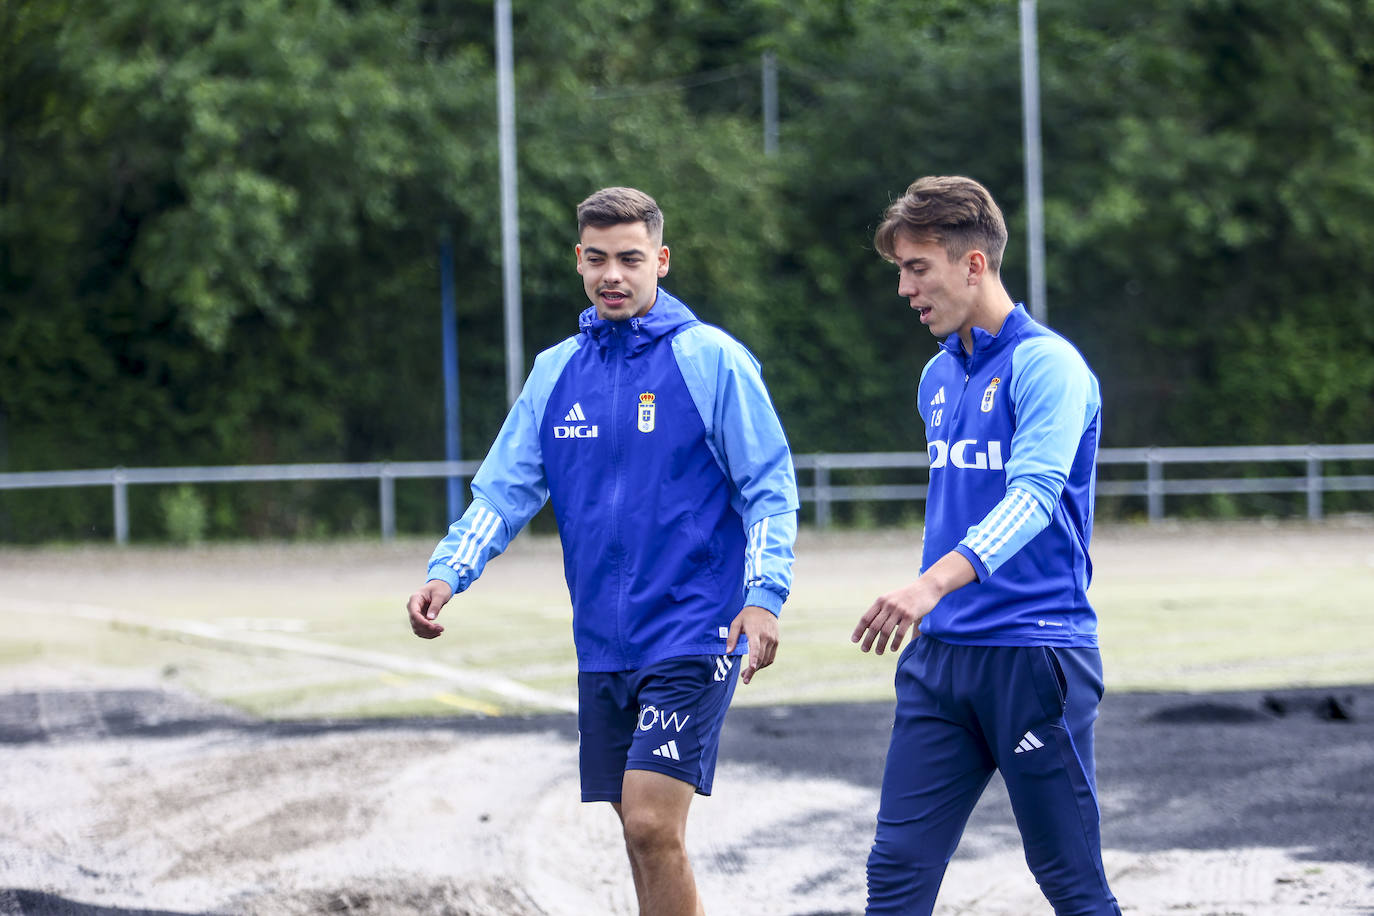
[874, 176, 1008, 273]
[577, 187, 664, 240]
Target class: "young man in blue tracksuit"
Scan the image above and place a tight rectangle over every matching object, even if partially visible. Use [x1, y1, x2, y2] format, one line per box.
[407, 187, 798, 916]
[851, 176, 1121, 915]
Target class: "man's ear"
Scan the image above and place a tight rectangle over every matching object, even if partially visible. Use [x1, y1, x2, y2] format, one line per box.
[657, 245, 670, 278]
[966, 250, 987, 286]
[575, 243, 584, 274]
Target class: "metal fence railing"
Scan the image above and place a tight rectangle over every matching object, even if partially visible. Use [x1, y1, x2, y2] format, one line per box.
[795, 444, 1374, 530]
[2, 445, 1372, 544]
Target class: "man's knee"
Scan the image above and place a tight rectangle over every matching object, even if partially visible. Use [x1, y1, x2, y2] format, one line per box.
[1025, 846, 1119, 916]
[620, 799, 686, 858]
[866, 828, 944, 915]
[1030, 868, 1120, 916]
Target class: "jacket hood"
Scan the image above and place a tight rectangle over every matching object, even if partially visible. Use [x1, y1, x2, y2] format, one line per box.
[578, 289, 697, 353]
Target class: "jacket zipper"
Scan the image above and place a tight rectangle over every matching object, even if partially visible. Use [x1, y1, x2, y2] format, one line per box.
[608, 331, 629, 662]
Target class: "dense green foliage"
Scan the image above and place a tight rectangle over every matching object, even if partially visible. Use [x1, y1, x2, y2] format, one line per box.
[3, 0, 1372, 540]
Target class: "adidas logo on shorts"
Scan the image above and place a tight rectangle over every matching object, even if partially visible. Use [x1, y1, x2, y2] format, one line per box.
[652, 740, 681, 761]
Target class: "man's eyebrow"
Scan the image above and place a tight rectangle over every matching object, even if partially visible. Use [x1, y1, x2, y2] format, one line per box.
[899, 256, 931, 269]
[581, 246, 647, 258]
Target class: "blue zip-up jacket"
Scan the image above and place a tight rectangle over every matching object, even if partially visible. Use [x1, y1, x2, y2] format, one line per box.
[427, 289, 799, 672]
[918, 304, 1101, 646]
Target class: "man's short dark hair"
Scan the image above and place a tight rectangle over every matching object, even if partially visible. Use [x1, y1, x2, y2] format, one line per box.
[874, 176, 1008, 273]
[577, 187, 664, 240]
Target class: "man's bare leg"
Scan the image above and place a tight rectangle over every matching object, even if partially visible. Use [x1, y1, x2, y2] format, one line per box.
[613, 769, 705, 916]
[611, 801, 647, 909]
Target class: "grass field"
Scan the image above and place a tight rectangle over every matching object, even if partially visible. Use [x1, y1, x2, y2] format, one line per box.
[2, 519, 1372, 718]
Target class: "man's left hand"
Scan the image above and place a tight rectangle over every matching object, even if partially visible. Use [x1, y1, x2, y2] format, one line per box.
[725, 605, 779, 685]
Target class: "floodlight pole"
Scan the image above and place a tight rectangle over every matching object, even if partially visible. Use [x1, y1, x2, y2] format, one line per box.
[762, 51, 779, 156]
[495, 0, 523, 406]
[1019, 0, 1048, 325]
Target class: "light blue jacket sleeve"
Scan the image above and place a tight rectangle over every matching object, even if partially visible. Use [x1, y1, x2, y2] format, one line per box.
[673, 326, 800, 615]
[957, 336, 1100, 579]
[426, 340, 579, 593]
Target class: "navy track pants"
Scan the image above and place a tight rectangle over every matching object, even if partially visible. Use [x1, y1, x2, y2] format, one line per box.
[865, 637, 1121, 915]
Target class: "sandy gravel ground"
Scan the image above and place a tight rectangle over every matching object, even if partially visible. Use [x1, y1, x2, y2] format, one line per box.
[2, 524, 1373, 915]
[2, 683, 1372, 915]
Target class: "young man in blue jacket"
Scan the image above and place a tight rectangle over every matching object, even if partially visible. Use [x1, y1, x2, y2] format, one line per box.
[407, 187, 799, 916]
[851, 176, 1121, 915]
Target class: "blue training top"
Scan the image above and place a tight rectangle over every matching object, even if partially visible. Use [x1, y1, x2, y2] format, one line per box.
[426, 289, 800, 672]
[918, 304, 1102, 646]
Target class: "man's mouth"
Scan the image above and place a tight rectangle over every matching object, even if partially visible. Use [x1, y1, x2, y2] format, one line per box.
[601, 289, 628, 305]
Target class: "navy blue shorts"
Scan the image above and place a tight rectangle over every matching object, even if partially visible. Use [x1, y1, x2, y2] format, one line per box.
[577, 654, 741, 803]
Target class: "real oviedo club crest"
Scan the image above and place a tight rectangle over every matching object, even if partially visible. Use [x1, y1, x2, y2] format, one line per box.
[637, 392, 656, 433]
[980, 377, 1001, 413]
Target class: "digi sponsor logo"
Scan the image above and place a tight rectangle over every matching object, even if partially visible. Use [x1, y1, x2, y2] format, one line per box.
[555, 401, 599, 439]
[638, 704, 692, 734]
[927, 438, 1006, 471]
[554, 425, 599, 439]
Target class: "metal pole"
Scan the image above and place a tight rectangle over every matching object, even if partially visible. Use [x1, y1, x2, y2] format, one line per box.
[440, 228, 464, 521]
[1019, 0, 1047, 325]
[495, 0, 524, 406]
[113, 468, 129, 545]
[1306, 450, 1323, 521]
[379, 464, 396, 542]
[815, 458, 831, 530]
[1146, 449, 1164, 523]
[762, 51, 779, 156]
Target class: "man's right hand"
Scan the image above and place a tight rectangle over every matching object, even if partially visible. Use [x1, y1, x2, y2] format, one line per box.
[406, 580, 454, 639]
[851, 550, 977, 655]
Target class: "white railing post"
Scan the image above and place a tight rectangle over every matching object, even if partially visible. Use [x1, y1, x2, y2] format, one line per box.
[1306, 448, 1322, 522]
[814, 456, 832, 530]
[113, 467, 129, 545]
[379, 463, 396, 542]
[1146, 448, 1164, 523]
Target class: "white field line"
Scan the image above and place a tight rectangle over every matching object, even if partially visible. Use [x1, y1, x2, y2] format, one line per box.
[1, 598, 577, 713]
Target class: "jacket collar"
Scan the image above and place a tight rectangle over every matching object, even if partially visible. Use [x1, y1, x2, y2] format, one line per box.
[578, 288, 696, 353]
[938, 303, 1032, 361]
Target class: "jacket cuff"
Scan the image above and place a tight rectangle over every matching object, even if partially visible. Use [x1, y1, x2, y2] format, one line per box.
[426, 564, 463, 594]
[744, 585, 784, 617]
[954, 543, 990, 583]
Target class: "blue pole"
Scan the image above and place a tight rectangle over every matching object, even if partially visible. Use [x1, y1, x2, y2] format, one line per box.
[440, 228, 464, 522]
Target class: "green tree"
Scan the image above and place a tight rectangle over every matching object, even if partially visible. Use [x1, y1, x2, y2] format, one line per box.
[1041, 0, 1374, 445]
[3, 0, 1373, 541]
[1, 0, 495, 538]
